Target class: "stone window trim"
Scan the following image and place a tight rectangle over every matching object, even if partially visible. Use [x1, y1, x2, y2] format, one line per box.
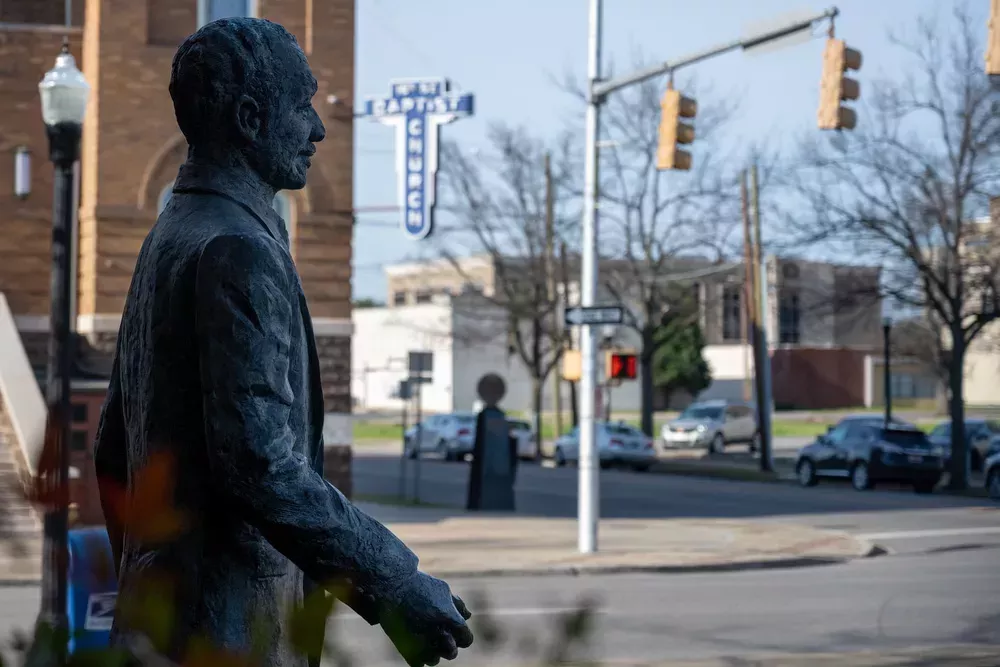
[197, 0, 259, 27]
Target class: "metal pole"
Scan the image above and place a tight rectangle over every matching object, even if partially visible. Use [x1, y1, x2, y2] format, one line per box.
[883, 322, 892, 425]
[545, 153, 563, 440]
[579, 0, 602, 555]
[38, 122, 79, 645]
[758, 252, 775, 472]
[750, 165, 773, 472]
[413, 381, 422, 504]
[398, 384, 408, 502]
[740, 171, 754, 403]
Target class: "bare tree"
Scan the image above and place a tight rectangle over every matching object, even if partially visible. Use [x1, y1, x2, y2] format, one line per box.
[435, 124, 580, 443]
[780, 5, 1000, 489]
[563, 61, 752, 436]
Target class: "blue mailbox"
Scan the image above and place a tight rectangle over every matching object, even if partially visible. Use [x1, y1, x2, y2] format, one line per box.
[66, 527, 117, 653]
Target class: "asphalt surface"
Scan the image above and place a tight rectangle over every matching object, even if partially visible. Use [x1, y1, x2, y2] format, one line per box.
[2, 538, 998, 665]
[1, 449, 997, 665]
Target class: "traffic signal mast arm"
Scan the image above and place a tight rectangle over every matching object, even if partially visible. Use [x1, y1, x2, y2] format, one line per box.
[590, 7, 840, 101]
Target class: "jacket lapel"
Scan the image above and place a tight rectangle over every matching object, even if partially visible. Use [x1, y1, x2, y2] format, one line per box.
[298, 291, 326, 471]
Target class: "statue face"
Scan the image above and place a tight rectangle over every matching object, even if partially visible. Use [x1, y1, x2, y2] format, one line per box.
[250, 41, 326, 191]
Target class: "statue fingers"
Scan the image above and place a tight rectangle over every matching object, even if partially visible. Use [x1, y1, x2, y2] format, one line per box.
[448, 618, 474, 649]
[452, 594, 472, 621]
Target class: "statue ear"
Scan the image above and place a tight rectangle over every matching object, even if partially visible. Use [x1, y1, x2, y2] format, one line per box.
[234, 94, 263, 143]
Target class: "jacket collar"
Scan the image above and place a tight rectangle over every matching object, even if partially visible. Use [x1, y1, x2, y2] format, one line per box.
[172, 161, 288, 247]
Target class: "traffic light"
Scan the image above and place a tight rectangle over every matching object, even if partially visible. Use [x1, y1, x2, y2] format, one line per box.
[606, 351, 637, 381]
[817, 37, 862, 131]
[657, 88, 697, 171]
[988, 0, 1000, 76]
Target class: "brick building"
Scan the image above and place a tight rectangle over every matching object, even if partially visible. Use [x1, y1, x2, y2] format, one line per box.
[0, 0, 356, 527]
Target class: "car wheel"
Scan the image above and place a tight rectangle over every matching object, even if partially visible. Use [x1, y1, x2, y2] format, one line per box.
[850, 461, 873, 491]
[554, 446, 566, 467]
[631, 463, 651, 472]
[749, 432, 761, 454]
[987, 469, 1000, 501]
[709, 433, 725, 455]
[599, 460, 613, 470]
[436, 440, 452, 461]
[913, 480, 936, 494]
[796, 458, 818, 487]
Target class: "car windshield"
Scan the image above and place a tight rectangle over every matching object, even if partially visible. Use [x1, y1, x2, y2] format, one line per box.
[880, 429, 930, 448]
[679, 406, 723, 420]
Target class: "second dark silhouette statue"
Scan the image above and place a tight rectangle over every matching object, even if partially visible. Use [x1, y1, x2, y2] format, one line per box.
[92, 18, 472, 667]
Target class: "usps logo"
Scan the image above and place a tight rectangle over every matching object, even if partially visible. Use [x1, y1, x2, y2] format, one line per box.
[364, 79, 474, 240]
[84, 592, 117, 632]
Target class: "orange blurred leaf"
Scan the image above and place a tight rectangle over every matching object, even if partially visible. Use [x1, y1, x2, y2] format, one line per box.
[104, 451, 187, 544]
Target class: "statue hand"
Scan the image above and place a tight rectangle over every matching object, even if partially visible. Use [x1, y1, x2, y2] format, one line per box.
[379, 572, 473, 667]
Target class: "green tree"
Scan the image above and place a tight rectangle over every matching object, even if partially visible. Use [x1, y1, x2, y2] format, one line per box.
[651, 313, 712, 405]
[352, 297, 384, 309]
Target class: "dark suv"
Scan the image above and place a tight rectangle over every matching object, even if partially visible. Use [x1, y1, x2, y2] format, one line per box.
[796, 417, 945, 494]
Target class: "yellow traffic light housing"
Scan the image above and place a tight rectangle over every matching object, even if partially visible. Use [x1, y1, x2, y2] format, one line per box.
[817, 37, 862, 131]
[605, 350, 637, 381]
[988, 0, 1000, 76]
[657, 88, 697, 171]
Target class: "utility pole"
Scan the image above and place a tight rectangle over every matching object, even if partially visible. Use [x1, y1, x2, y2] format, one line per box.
[741, 171, 755, 403]
[545, 153, 562, 439]
[561, 242, 579, 427]
[749, 165, 773, 472]
[578, 0, 603, 555]
[576, 3, 837, 553]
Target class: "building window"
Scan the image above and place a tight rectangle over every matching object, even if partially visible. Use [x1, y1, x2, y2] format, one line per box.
[71, 431, 88, 452]
[722, 286, 742, 342]
[414, 290, 432, 304]
[72, 404, 88, 424]
[393, 291, 407, 306]
[779, 291, 801, 344]
[198, 0, 257, 26]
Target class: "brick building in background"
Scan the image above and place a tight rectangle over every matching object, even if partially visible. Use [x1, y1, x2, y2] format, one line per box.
[0, 0, 356, 527]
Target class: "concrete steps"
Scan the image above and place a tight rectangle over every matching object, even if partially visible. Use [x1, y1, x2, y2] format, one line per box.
[0, 434, 42, 581]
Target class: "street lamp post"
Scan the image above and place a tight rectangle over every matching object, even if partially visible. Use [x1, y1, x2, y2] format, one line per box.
[882, 316, 892, 426]
[36, 39, 90, 643]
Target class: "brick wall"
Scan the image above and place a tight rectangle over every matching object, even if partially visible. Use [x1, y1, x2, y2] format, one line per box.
[316, 335, 351, 413]
[770, 348, 866, 410]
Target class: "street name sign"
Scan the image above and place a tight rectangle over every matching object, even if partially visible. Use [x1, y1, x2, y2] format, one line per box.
[564, 306, 624, 326]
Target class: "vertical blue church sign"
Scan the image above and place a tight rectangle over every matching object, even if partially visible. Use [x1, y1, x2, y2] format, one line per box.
[364, 79, 474, 240]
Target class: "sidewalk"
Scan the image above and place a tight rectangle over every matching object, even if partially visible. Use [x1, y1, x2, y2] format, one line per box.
[356, 502, 877, 578]
[645, 644, 1000, 666]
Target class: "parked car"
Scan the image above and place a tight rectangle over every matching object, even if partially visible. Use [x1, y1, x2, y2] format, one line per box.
[508, 419, 539, 460]
[552, 421, 657, 471]
[984, 450, 1000, 501]
[403, 412, 478, 461]
[795, 417, 945, 494]
[927, 419, 1000, 472]
[660, 400, 759, 454]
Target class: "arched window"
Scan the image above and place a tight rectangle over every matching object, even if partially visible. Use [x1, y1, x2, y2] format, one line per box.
[198, 0, 257, 27]
[158, 184, 173, 214]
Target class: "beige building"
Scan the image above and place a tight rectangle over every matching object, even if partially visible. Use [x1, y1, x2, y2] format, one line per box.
[384, 253, 883, 351]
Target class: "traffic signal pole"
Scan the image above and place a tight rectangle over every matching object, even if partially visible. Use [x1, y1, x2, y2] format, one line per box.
[578, 1, 840, 555]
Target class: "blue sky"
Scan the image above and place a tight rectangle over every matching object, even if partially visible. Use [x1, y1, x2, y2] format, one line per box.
[351, 0, 987, 302]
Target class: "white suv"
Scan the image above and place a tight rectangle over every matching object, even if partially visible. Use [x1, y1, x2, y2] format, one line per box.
[661, 400, 760, 454]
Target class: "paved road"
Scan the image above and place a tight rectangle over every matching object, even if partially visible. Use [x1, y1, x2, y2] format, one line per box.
[356, 451, 999, 534]
[2, 536, 998, 665]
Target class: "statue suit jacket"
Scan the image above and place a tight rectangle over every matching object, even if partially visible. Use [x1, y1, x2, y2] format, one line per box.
[93, 162, 418, 667]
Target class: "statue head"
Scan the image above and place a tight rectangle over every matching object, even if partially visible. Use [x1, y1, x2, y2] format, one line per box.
[169, 17, 325, 191]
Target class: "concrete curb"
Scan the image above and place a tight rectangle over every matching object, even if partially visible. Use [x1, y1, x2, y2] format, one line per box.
[0, 542, 887, 587]
[428, 538, 885, 579]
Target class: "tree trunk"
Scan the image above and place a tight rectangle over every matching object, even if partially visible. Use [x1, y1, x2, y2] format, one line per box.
[640, 328, 655, 437]
[531, 376, 544, 455]
[946, 333, 969, 490]
[568, 380, 579, 427]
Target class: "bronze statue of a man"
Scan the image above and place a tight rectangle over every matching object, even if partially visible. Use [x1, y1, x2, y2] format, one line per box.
[93, 17, 472, 667]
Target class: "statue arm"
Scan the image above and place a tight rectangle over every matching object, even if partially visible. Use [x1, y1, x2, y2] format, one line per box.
[93, 353, 127, 578]
[194, 234, 418, 609]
